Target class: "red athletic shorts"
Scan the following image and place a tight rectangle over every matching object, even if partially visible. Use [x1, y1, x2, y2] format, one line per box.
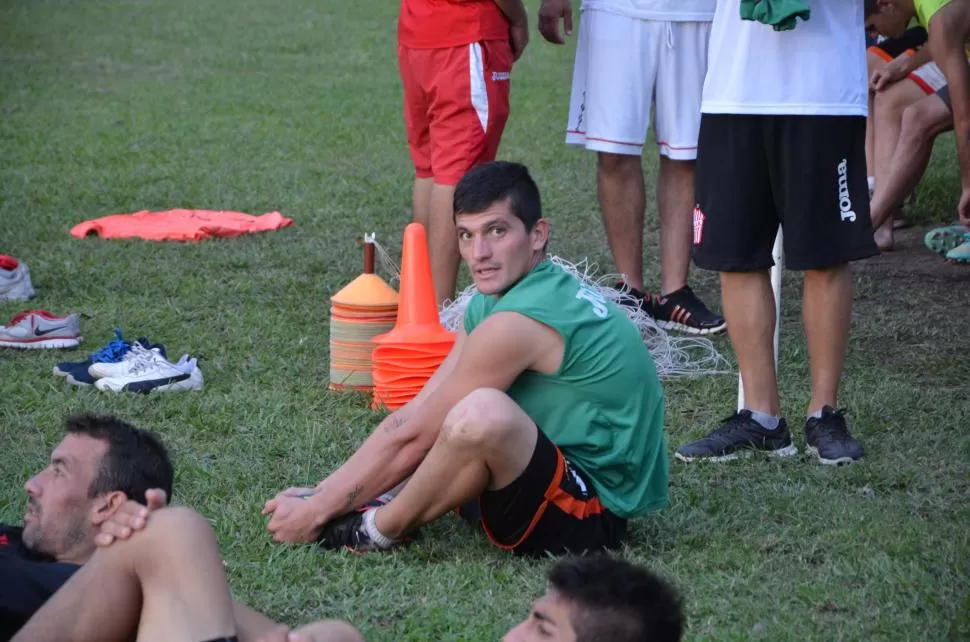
[397, 40, 513, 185]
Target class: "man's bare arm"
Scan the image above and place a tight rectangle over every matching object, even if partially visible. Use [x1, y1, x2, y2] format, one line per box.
[928, 2, 970, 190]
[493, 0, 527, 23]
[304, 313, 554, 528]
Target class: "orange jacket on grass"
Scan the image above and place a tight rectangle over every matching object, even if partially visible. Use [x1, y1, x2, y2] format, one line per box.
[70, 209, 293, 242]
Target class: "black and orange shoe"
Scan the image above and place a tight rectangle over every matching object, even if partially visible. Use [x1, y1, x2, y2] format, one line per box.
[650, 285, 726, 336]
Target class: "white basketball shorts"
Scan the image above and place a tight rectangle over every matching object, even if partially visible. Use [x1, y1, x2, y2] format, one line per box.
[565, 9, 710, 159]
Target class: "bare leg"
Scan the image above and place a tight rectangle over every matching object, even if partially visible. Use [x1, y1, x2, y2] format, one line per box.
[865, 50, 886, 179]
[870, 92, 954, 238]
[13, 507, 235, 642]
[656, 157, 695, 295]
[720, 270, 779, 416]
[412, 177, 434, 229]
[374, 388, 537, 539]
[261, 621, 365, 642]
[872, 79, 929, 250]
[597, 152, 646, 292]
[428, 182, 459, 305]
[803, 266, 852, 416]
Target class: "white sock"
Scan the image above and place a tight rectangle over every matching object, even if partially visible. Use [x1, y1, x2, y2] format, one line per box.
[748, 409, 780, 431]
[362, 508, 396, 549]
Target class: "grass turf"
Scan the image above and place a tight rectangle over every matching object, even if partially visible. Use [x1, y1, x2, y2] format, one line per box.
[2, 1, 969, 639]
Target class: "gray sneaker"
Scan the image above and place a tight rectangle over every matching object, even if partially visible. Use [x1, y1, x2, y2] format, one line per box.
[0, 310, 82, 349]
[0, 256, 36, 302]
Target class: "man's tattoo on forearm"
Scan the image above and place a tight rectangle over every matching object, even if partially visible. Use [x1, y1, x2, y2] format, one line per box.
[345, 484, 363, 509]
[384, 414, 408, 434]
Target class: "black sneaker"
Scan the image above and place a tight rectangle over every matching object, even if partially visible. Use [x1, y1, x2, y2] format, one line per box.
[316, 510, 377, 551]
[613, 281, 655, 316]
[675, 410, 798, 462]
[316, 497, 417, 552]
[804, 406, 864, 465]
[651, 285, 726, 335]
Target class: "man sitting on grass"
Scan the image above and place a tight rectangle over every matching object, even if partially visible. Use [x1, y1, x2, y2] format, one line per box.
[263, 160, 668, 556]
[867, 0, 970, 261]
[3, 413, 359, 642]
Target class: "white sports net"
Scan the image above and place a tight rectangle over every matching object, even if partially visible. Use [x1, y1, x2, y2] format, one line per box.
[370, 240, 731, 379]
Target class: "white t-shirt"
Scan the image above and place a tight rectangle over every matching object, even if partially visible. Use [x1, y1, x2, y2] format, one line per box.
[581, 0, 716, 22]
[701, 0, 867, 116]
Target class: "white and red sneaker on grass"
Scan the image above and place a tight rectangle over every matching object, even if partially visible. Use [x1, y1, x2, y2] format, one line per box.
[0, 310, 82, 349]
[0, 255, 36, 302]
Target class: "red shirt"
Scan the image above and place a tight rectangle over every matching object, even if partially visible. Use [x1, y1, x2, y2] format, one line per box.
[398, 0, 510, 49]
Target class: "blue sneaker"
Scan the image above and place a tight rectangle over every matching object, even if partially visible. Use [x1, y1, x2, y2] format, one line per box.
[53, 330, 158, 387]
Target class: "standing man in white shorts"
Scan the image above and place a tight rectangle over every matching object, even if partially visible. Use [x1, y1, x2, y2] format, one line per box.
[537, 0, 726, 336]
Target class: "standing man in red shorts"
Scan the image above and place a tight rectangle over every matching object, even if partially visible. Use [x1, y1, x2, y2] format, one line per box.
[397, 0, 530, 306]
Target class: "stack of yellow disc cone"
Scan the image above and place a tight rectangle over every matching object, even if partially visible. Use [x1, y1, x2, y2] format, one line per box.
[328, 240, 399, 392]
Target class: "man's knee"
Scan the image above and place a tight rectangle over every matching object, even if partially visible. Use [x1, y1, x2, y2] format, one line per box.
[597, 151, 641, 175]
[900, 100, 950, 140]
[126, 506, 216, 554]
[441, 388, 522, 449]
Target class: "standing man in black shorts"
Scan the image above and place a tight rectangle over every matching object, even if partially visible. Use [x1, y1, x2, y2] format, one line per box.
[676, 0, 879, 465]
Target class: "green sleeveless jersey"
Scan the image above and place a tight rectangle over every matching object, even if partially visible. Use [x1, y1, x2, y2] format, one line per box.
[463, 259, 668, 519]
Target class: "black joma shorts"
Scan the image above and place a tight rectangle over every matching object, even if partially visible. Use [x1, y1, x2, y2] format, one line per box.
[691, 114, 880, 272]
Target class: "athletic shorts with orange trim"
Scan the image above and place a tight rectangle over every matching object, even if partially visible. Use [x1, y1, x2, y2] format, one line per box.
[397, 40, 512, 185]
[468, 426, 627, 557]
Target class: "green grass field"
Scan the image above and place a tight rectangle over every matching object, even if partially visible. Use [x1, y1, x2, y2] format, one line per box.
[2, 1, 969, 640]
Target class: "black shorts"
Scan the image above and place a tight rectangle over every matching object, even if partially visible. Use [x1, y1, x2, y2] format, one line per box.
[460, 427, 626, 556]
[692, 114, 880, 272]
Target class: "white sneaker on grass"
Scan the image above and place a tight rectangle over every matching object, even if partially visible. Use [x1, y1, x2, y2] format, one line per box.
[94, 351, 203, 394]
[88, 342, 167, 379]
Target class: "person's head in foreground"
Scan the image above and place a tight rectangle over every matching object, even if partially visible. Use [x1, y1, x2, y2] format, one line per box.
[22, 412, 173, 564]
[503, 555, 685, 642]
[865, 0, 912, 39]
[453, 160, 549, 296]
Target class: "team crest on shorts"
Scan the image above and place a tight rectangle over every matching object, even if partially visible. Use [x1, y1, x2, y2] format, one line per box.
[692, 205, 705, 245]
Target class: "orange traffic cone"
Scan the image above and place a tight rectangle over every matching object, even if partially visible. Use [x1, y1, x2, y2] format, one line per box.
[328, 237, 399, 392]
[373, 223, 455, 346]
[371, 222, 455, 410]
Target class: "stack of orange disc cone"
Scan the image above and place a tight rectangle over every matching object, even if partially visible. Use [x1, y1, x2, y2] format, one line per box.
[371, 223, 455, 410]
[328, 238, 399, 392]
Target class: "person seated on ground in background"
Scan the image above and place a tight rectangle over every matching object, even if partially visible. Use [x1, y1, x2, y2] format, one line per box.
[262, 160, 669, 556]
[3, 413, 360, 642]
[867, 0, 970, 251]
[865, 16, 928, 236]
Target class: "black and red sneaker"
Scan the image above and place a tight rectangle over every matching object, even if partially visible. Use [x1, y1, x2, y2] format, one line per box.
[650, 285, 726, 336]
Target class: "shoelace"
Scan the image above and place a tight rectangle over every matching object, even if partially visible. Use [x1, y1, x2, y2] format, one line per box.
[89, 329, 130, 362]
[120, 344, 159, 374]
[809, 409, 850, 439]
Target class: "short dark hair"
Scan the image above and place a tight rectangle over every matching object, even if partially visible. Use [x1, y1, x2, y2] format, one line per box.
[547, 555, 685, 642]
[865, 0, 877, 17]
[65, 413, 174, 505]
[453, 161, 542, 231]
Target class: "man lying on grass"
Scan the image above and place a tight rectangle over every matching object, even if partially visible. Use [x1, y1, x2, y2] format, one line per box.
[3, 413, 359, 642]
[28, 482, 687, 642]
[263, 160, 669, 555]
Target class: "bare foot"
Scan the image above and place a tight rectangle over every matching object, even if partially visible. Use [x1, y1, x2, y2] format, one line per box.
[875, 219, 894, 251]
